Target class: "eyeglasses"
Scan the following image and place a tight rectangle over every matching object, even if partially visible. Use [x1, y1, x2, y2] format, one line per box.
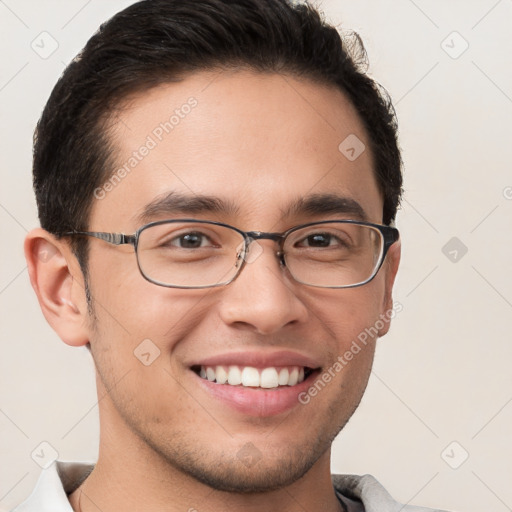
[63, 219, 399, 289]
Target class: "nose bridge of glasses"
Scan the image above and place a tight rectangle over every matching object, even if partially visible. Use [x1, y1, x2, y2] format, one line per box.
[245, 231, 283, 242]
[244, 231, 284, 251]
[240, 231, 285, 265]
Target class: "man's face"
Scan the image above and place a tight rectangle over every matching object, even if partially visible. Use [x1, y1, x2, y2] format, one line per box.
[81, 70, 398, 491]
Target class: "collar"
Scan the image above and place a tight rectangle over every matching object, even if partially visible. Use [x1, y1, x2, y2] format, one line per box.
[12, 461, 449, 512]
[12, 461, 93, 512]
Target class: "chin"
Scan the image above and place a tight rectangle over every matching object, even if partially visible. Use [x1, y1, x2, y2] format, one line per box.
[174, 449, 319, 494]
[144, 427, 333, 494]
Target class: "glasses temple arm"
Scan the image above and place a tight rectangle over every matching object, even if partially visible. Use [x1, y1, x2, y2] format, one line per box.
[63, 231, 136, 246]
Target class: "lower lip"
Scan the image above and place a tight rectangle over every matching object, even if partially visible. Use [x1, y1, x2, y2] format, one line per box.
[194, 370, 319, 417]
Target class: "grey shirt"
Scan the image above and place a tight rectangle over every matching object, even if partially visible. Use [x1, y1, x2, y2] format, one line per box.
[333, 474, 451, 512]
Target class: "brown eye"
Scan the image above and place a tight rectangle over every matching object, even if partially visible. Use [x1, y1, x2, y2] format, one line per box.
[302, 233, 332, 247]
[296, 232, 349, 249]
[173, 232, 207, 248]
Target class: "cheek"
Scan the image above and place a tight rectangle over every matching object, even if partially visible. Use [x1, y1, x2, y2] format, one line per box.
[87, 246, 213, 337]
[305, 282, 385, 347]
[85, 260, 221, 395]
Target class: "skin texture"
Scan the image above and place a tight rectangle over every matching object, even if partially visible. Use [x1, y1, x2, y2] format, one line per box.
[25, 70, 400, 512]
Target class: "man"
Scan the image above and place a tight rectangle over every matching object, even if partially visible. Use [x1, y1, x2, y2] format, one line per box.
[16, 0, 449, 510]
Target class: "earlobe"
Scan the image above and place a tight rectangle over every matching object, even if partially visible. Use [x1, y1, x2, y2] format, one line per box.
[24, 228, 90, 347]
[378, 239, 401, 337]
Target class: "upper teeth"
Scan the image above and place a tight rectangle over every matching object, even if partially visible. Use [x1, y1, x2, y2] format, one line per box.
[199, 365, 306, 388]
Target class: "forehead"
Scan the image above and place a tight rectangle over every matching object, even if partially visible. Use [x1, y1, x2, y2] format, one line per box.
[90, 70, 383, 230]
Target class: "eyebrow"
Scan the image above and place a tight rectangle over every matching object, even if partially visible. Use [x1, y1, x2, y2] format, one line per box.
[135, 191, 240, 225]
[135, 191, 368, 225]
[284, 193, 368, 222]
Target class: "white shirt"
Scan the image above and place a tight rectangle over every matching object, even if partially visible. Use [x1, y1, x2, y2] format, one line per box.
[12, 461, 451, 512]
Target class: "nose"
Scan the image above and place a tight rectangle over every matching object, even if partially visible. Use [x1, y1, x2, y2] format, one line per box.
[218, 240, 309, 335]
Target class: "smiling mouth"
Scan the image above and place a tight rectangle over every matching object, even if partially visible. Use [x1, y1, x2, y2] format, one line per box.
[192, 365, 316, 389]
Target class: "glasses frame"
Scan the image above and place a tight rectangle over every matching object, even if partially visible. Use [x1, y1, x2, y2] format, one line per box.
[63, 219, 399, 289]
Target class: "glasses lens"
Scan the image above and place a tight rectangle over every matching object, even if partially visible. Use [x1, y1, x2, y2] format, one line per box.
[136, 221, 245, 288]
[283, 223, 383, 287]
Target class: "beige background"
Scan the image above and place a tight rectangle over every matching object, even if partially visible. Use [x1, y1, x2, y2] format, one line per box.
[1, 1, 511, 511]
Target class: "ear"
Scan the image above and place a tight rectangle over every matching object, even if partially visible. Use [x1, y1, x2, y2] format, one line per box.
[24, 228, 90, 347]
[378, 238, 401, 337]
